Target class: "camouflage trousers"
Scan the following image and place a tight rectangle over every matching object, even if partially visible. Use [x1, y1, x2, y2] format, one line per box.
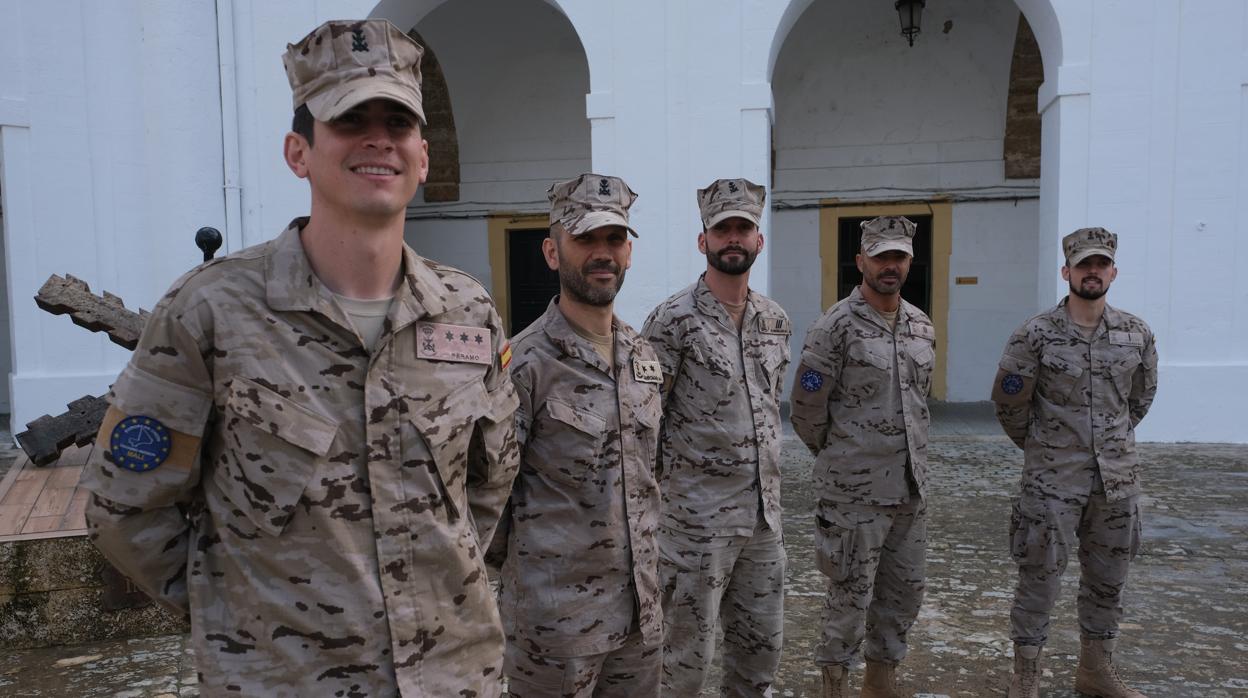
[814, 497, 927, 667]
[505, 631, 661, 698]
[659, 522, 786, 697]
[1009, 484, 1143, 645]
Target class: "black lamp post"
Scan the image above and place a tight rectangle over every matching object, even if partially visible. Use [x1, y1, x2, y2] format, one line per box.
[895, 0, 926, 47]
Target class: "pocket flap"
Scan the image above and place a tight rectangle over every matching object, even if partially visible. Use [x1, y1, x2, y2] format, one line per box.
[546, 398, 606, 436]
[226, 377, 339, 457]
[1040, 352, 1084, 378]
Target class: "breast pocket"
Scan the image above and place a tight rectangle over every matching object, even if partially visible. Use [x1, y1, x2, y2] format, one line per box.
[217, 376, 340, 536]
[406, 378, 490, 524]
[755, 345, 788, 398]
[908, 342, 935, 396]
[1106, 347, 1143, 403]
[676, 344, 737, 418]
[532, 398, 608, 487]
[841, 343, 891, 402]
[1038, 352, 1084, 405]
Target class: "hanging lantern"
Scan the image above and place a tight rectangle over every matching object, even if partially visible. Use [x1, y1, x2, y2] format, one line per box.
[895, 0, 926, 47]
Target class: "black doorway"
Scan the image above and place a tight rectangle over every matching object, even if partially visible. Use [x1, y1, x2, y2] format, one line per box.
[507, 228, 560, 335]
[836, 215, 932, 316]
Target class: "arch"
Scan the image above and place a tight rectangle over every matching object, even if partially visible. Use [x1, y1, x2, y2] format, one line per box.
[767, 0, 1064, 84]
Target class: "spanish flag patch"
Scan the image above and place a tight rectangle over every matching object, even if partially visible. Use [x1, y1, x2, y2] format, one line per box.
[499, 341, 513, 370]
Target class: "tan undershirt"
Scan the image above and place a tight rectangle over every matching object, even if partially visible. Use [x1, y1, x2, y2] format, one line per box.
[719, 297, 748, 330]
[876, 306, 899, 330]
[1075, 322, 1098, 340]
[567, 318, 615, 371]
[334, 293, 394, 352]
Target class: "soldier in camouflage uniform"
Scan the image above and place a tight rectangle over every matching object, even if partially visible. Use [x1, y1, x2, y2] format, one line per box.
[992, 228, 1159, 698]
[790, 216, 936, 698]
[641, 178, 789, 697]
[493, 174, 663, 697]
[80, 20, 520, 697]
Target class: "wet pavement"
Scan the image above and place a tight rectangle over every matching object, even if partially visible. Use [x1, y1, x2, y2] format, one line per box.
[2, 405, 1245, 697]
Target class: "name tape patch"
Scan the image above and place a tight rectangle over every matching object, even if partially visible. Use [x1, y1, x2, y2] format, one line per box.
[758, 316, 791, 335]
[633, 359, 663, 384]
[416, 322, 493, 365]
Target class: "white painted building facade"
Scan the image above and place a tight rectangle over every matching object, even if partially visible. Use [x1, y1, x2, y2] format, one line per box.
[0, 0, 1245, 442]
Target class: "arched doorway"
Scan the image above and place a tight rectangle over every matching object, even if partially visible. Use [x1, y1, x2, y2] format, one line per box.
[768, 0, 1057, 401]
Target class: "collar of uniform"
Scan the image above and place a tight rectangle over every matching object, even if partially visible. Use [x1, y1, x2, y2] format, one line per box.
[847, 286, 920, 333]
[540, 296, 638, 376]
[264, 218, 453, 320]
[693, 274, 758, 331]
[1054, 296, 1112, 341]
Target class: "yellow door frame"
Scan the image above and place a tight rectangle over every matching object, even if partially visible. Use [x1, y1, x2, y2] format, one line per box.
[487, 213, 550, 336]
[818, 201, 952, 400]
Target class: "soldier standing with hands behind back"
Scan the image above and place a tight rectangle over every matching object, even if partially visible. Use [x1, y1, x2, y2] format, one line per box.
[80, 19, 519, 697]
[642, 178, 790, 697]
[993, 228, 1158, 698]
[791, 216, 936, 698]
[495, 174, 664, 697]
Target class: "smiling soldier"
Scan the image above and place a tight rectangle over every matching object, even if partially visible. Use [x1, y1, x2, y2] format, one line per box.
[993, 227, 1159, 698]
[790, 216, 936, 698]
[80, 19, 519, 697]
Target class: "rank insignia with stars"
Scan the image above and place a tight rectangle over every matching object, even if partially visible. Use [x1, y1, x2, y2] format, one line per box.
[109, 415, 172, 472]
[800, 369, 825, 392]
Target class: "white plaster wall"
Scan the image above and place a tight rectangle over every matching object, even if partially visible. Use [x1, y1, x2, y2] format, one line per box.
[404, 219, 493, 294]
[769, 207, 821, 393]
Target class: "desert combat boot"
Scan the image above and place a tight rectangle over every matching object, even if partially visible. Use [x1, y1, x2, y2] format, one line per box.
[1008, 644, 1041, 698]
[822, 665, 849, 698]
[861, 659, 903, 698]
[1074, 637, 1147, 698]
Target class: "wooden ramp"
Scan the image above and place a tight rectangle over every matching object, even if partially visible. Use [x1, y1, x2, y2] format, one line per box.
[0, 444, 92, 542]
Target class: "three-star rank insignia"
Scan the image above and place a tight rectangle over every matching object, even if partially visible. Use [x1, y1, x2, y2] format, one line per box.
[415, 321, 492, 365]
[633, 359, 663, 384]
[800, 369, 825, 392]
[109, 415, 172, 472]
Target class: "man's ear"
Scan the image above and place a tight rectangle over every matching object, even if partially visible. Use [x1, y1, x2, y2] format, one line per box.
[541, 236, 559, 271]
[697, 231, 707, 254]
[284, 132, 310, 179]
[1060, 265, 1071, 282]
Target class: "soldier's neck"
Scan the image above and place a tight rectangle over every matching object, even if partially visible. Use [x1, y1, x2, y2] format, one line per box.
[557, 294, 614, 337]
[859, 283, 901, 313]
[1065, 294, 1107, 327]
[299, 209, 405, 300]
[703, 266, 750, 307]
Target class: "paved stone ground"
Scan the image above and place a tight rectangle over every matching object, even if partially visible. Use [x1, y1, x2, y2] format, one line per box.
[2, 405, 1245, 697]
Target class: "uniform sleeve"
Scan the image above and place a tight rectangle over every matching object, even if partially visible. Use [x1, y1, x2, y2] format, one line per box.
[991, 325, 1039, 449]
[485, 359, 533, 569]
[466, 305, 521, 548]
[640, 303, 682, 403]
[789, 325, 841, 455]
[80, 293, 214, 616]
[1129, 329, 1159, 428]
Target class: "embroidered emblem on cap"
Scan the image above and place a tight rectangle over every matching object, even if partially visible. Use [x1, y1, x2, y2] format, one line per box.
[633, 359, 663, 384]
[1001, 373, 1025, 396]
[110, 416, 172, 473]
[351, 29, 369, 52]
[800, 369, 824, 392]
[598, 178, 611, 196]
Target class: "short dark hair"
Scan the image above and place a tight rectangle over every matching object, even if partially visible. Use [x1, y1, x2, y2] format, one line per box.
[292, 104, 314, 146]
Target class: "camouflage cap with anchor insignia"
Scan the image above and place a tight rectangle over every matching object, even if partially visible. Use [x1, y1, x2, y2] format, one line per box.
[697, 178, 766, 229]
[860, 215, 917, 257]
[1062, 227, 1118, 266]
[283, 19, 426, 124]
[548, 174, 640, 238]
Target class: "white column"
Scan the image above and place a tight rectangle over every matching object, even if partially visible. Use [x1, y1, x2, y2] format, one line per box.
[1035, 63, 1091, 308]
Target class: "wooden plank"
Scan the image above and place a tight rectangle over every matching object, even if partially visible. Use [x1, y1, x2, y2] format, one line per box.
[1, 474, 47, 506]
[47, 465, 84, 489]
[0, 528, 89, 544]
[21, 515, 63, 535]
[0, 455, 25, 502]
[16, 394, 110, 467]
[0, 504, 30, 537]
[31, 486, 75, 518]
[61, 489, 90, 531]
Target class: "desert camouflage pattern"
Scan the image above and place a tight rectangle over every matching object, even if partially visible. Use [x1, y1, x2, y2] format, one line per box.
[992, 300, 1159, 503]
[813, 498, 927, 666]
[1062, 226, 1118, 266]
[658, 523, 786, 697]
[790, 286, 936, 506]
[1008, 476, 1143, 645]
[696, 178, 766, 229]
[496, 298, 663, 666]
[547, 173, 640, 238]
[283, 19, 426, 123]
[82, 220, 519, 697]
[641, 276, 790, 536]
[506, 630, 661, 698]
[859, 215, 916, 258]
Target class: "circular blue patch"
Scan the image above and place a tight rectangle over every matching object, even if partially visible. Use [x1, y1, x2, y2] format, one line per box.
[1001, 373, 1025, 396]
[110, 416, 172, 473]
[800, 369, 825, 392]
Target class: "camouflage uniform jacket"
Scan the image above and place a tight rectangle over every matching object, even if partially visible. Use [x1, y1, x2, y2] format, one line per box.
[499, 298, 663, 656]
[993, 299, 1158, 503]
[81, 220, 520, 697]
[791, 287, 935, 505]
[641, 276, 790, 537]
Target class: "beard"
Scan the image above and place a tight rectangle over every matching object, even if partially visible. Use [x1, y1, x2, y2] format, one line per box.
[1070, 277, 1108, 300]
[864, 269, 906, 296]
[559, 258, 626, 307]
[706, 245, 758, 275]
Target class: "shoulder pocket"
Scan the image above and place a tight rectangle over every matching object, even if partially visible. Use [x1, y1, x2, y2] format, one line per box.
[219, 377, 340, 536]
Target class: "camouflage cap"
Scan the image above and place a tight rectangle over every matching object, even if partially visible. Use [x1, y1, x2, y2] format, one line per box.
[1063, 227, 1117, 266]
[548, 174, 639, 238]
[860, 216, 916, 257]
[283, 19, 426, 124]
[697, 178, 766, 229]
